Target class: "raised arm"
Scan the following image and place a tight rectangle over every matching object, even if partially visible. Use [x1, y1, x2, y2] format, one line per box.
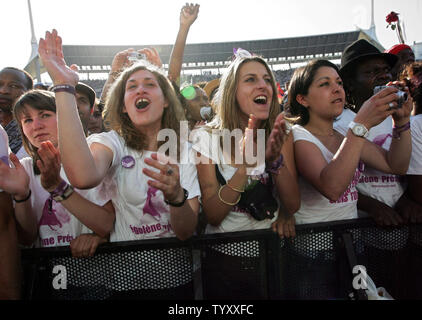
[196, 116, 256, 226]
[267, 114, 300, 215]
[268, 115, 300, 239]
[101, 47, 163, 103]
[295, 87, 404, 201]
[100, 48, 135, 103]
[38, 30, 112, 188]
[168, 3, 200, 84]
[359, 85, 412, 175]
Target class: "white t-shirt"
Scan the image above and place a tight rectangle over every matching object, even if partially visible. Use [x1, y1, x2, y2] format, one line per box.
[334, 109, 408, 250]
[334, 109, 406, 207]
[87, 130, 200, 290]
[292, 125, 360, 225]
[408, 114, 422, 175]
[406, 115, 422, 246]
[20, 158, 107, 248]
[15, 145, 29, 160]
[87, 130, 201, 242]
[191, 127, 278, 235]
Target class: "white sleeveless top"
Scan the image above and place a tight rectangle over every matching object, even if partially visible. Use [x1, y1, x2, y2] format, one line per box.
[334, 109, 406, 207]
[292, 125, 361, 224]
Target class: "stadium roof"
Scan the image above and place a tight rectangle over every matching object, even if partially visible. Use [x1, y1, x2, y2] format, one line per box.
[25, 29, 382, 79]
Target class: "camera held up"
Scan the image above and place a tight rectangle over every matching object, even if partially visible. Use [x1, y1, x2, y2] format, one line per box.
[128, 52, 147, 62]
[373, 85, 408, 108]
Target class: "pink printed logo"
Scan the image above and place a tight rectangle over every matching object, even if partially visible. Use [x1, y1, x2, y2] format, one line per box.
[373, 134, 392, 148]
[143, 186, 168, 220]
[38, 197, 70, 230]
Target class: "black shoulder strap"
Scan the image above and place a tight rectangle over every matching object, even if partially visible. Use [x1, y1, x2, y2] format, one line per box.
[214, 164, 227, 186]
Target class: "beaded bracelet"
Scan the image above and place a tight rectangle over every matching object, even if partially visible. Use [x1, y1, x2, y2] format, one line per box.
[392, 121, 411, 139]
[164, 188, 189, 207]
[266, 154, 284, 174]
[13, 189, 32, 203]
[51, 84, 76, 95]
[218, 185, 241, 206]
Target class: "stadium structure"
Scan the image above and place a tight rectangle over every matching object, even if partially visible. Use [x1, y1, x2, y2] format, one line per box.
[24, 29, 383, 95]
[25, 0, 420, 96]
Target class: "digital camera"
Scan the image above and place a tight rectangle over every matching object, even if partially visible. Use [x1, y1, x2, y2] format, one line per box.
[128, 52, 147, 62]
[373, 85, 408, 108]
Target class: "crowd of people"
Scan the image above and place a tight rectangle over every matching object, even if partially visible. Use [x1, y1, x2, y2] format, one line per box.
[0, 3, 421, 300]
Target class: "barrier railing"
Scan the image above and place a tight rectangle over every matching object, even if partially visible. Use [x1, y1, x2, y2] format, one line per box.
[21, 218, 422, 300]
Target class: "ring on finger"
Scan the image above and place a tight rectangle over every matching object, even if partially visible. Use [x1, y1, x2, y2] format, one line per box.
[166, 166, 174, 176]
[388, 102, 395, 110]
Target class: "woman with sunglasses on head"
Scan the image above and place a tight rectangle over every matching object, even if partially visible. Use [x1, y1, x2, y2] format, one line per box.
[191, 50, 300, 299]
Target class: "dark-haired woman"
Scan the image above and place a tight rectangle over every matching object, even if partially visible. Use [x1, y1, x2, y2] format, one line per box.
[286, 59, 412, 224]
[283, 59, 412, 299]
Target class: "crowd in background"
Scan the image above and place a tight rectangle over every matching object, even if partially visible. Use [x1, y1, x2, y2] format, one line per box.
[0, 3, 421, 300]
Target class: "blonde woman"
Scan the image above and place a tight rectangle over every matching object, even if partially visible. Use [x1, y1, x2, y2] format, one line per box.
[192, 51, 300, 299]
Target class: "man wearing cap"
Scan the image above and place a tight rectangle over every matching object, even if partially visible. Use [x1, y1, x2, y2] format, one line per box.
[386, 44, 416, 81]
[75, 82, 96, 136]
[334, 39, 419, 227]
[0, 67, 33, 159]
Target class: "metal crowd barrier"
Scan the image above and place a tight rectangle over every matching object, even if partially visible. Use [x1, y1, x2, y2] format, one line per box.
[21, 218, 422, 300]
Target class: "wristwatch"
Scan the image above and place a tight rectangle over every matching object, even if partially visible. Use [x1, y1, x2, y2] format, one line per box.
[165, 188, 189, 207]
[348, 121, 369, 138]
[51, 180, 75, 202]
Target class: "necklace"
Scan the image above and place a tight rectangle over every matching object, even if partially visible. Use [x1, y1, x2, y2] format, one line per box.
[307, 128, 335, 137]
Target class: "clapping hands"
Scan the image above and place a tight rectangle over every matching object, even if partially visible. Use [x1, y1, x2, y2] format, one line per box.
[265, 113, 288, 164]
[143, 153, 185, 204]
[36, 141, 62, 193]
[0, 153, 30, 199]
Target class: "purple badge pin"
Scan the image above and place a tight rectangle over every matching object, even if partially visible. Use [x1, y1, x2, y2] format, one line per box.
[121, 155, 135, 169]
